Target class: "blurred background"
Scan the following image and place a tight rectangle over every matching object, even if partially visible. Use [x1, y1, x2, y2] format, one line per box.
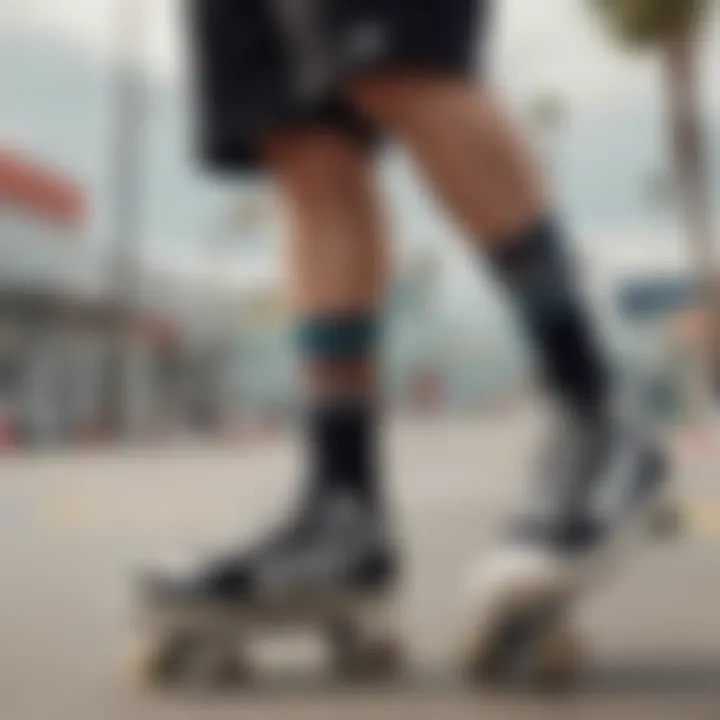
[1, 2, 720, 718]
[0, 0, 717, 449]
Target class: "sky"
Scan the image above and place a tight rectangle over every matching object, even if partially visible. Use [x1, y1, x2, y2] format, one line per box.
[1, 0, 719, 297]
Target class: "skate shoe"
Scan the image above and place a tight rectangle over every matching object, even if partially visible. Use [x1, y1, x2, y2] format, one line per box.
[457, 389, 676, 690]
[131, 490, 402, 686]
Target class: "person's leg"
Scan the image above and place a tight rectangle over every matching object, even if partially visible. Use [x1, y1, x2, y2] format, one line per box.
[262, 128, 388, 508]
[160, 0, 393, 582]
[133, 3, 402, 686]
[348, 75, 610, 416]
[346, 74, 675, 683]
[137, 129, 397, 665]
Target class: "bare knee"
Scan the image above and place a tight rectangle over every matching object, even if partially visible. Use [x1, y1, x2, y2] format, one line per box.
[263, 130, 371, 207]
[348, 74, 545, 239]
[349, 73, 473, 136]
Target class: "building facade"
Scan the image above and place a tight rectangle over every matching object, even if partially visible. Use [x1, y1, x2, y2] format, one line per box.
[0, 149, 241, 446]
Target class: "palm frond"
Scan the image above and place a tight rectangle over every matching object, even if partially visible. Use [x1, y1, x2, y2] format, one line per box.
[591, 0, 703, 45]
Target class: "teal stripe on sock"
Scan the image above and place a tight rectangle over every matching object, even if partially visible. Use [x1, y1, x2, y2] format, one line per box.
[298, 315, 378, 361]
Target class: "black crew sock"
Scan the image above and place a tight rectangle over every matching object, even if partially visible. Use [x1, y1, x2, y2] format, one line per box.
[297, 313, 380, 508]
[307, 399, 379, 507]
[487, 217, 611, 415]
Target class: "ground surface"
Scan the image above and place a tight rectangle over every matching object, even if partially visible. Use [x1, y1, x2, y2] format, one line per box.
[1, 413, 719, 719]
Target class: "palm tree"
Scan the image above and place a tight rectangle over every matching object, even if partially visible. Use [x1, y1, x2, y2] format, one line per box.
[591, 0, 718, 408]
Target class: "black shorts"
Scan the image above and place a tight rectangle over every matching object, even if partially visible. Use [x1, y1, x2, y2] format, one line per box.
[189, 0, 491, 171]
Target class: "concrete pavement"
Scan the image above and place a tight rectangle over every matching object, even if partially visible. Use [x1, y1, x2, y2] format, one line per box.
[1, 414, 719, 718]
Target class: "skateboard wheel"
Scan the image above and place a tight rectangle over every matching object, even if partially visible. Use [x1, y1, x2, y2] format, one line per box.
[461, 613, 583, 691]
[129, 632, 198, 687]
[328, 619, 403, 681]
[461, 623, 513, 687]
[130, 632, 247, 689]
[532, 623, 584, 692]
[204, 646, 250, 687]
